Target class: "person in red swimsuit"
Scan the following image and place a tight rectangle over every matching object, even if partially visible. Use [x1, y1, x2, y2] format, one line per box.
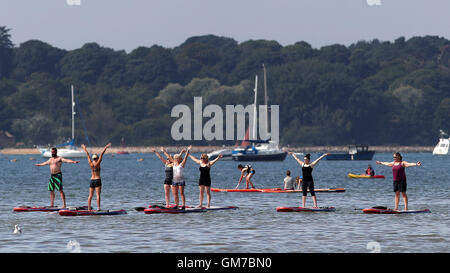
[376, 152, 422, 211]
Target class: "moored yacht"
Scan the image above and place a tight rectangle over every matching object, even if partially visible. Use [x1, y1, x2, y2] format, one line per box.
[432, 130, 450, 155]
[231, 140, 287, 161]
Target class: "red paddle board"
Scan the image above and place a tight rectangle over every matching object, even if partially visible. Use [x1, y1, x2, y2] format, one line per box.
[362, 207, 431, 214]
[276, 206, 336, 212]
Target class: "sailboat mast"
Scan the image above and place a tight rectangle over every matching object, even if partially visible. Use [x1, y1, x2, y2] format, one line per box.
[263, 64, 268, 106]
[253, 75, 258, 140]
[71, 85, 75, 141]
[262, 64, 269, 133]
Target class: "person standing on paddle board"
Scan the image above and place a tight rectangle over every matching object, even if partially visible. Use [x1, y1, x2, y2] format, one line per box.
[236, 164, 256, 189]
[153, 147, 175, 208]
[288, 152, 329, 208]
[172, 145, 191, 209]
[81, 143, 111, 211]
[35, 147, 80, 208]
[189, 152, 222, 208]
[376, 152, 421, 211]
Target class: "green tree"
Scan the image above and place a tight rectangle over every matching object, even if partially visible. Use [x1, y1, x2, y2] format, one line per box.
[0, 26, 14, 79]
[11, 40, 66, 81]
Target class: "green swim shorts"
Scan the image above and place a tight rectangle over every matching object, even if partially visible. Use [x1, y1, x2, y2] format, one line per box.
[48, 172, 63, 191]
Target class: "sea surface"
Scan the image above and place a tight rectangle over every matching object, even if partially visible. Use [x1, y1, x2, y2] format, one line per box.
[0, 152, 448, 253]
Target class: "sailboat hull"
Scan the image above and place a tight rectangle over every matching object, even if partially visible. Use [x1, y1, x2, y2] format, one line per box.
[41, 148, 86, 158]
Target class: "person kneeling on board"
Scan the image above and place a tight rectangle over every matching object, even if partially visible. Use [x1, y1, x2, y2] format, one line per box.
[283, 170, 295, 190]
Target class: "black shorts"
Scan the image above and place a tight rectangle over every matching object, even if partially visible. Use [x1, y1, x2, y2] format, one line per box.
[301, 180, 315, 196]
[164, 179, 172, 186]
[90, 179, 102, 188]
[393, 180, 407, 192]
[199, 178, 211, 187]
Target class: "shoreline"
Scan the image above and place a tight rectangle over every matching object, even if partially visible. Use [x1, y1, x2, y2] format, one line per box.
[0, 145, 434, 155]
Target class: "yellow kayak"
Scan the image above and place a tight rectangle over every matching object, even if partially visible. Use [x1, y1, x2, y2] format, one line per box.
[347, 173, 385, 179]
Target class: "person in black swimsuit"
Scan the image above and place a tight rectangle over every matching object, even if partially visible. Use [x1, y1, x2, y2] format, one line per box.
[153, 147, 175, 208]
[236, 164, 256, 189]
[189, 152, 222, 208]
[288, 152, 329, 208]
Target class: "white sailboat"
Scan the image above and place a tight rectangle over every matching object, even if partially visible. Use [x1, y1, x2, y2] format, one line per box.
[432, 130, 450, 155]
[38, 85, 86, 158]
[231, 65, 287, 161]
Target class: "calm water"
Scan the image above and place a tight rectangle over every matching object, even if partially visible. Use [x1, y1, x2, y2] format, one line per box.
[0, 152, 448, 253]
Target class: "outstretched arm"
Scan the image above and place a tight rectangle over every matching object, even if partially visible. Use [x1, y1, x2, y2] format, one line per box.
[35, 159, 51, 166]
[376, 161, 394, 167]
[402, 161, 422, 167]
[289, 152, 304, 166]
[311, 153, 329, 167]
[61, 158, 80, 164]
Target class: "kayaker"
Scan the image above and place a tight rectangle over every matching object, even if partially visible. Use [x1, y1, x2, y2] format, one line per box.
[365, 165, 375, 176]
[34, 147, 80, 208]
[376, 152, 421, 211]
[288, 152, 329, 208]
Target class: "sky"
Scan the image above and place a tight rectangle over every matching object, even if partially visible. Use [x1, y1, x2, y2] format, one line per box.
[1, 0, 450, 52]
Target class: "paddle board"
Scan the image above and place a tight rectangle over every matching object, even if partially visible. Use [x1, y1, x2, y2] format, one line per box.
[143, 206, 238, 214]
[144, 207, 206, 214]
[276, 206, 336, 212]
[59, 209, 127, 216]
[13, 206, 88, 212]
[135, 204, 193, 211]
[362, 207, 431, 214]
[260, 188, 345, 193]
[211, 188, 261, 192]
[211, 188, 345, 193]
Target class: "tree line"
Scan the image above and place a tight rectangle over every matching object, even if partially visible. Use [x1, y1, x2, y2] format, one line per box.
[1, 25, 449, 147]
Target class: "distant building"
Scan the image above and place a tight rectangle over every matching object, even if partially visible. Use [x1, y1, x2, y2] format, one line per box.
[0, 130, 15, 147]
